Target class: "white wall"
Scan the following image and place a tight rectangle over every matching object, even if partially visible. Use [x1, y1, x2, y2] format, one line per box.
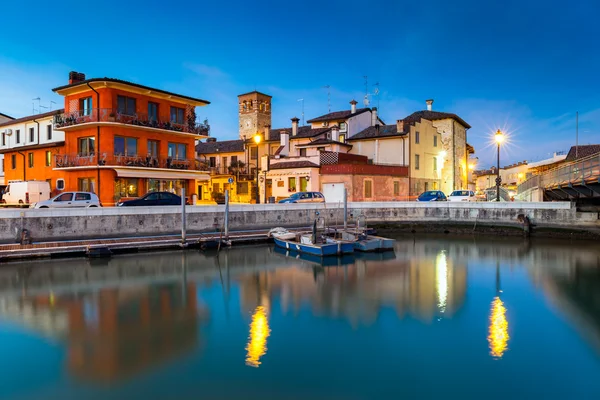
[347, 111, 373, 138]
[0, 116, 65, 151]
[266, 167, 320, 199]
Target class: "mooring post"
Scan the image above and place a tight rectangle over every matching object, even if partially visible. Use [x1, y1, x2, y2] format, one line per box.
[343, 187, 348, 230]
[181, 188, 187, 246]
[224, 189, 230, 239]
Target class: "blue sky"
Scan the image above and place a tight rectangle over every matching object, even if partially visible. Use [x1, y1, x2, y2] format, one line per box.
[0, 0, 598, 166]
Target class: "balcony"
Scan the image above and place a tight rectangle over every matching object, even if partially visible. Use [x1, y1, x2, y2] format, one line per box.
[53, 108, 210, 137]
[54, 153, 207, 171]
[205, 164, 256, 180]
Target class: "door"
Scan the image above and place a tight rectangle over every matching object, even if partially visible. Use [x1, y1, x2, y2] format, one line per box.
[266, 179, 272, 200]
[198, 185, 203, 200]
[300, 177, 308, 192]
[52, 192, 74, 208]
[322, 183, 345, 204]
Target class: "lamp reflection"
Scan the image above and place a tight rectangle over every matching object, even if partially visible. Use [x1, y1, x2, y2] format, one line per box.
[436, 251, 448, 313]
[245, 305, 271, 367]
[488, 296, 509, 358]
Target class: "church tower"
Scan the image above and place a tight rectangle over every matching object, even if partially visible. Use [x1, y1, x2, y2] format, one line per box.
[238, 91, 272, 139]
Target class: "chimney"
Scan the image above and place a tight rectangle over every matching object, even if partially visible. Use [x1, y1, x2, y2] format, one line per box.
[69, 71, 86, 84]
[291, 117, 299, 136]
[279, 130, 289, 157]
[331, 125, 340, 142]
[371, 107, 378, 127]
[206, 137, 217, 143]
[396, 119, 404, 132]
[426, 99, 434, 111]
[350, 99, 358, 114]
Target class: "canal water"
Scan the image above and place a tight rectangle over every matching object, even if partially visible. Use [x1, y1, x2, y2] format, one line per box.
[1, 235, 599, 399]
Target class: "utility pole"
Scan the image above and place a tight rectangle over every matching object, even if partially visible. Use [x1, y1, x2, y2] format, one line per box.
[322, 85, 331, 113]
[576, 111, 579, 159]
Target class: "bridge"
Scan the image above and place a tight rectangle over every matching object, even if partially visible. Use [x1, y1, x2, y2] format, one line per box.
[517, 153, 600, 202]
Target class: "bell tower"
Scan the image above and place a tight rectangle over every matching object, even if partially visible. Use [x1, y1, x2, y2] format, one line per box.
[238, 91, 272, 139]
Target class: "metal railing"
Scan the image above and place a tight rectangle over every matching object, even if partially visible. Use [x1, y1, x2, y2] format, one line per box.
[517, 153, 600, 194]
[53, 108, 210, 136]
[54, 153, 207, 171]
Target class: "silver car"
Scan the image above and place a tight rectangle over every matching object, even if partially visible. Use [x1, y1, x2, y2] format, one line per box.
[32, 192, 101, 208]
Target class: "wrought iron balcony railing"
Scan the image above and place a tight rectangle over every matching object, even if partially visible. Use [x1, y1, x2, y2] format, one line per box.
[53, 108, 210, 136]
[54, 153, 208, 171]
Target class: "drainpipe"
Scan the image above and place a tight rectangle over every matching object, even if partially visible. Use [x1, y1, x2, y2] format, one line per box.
[33, 118, 40, 145]
[17, 151, 26, 181]
[87, 83, 101, 196]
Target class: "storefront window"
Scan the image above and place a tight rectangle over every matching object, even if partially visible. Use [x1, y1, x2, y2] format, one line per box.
[148, 179, 161, 192]
[78, 177, 96, 193]
[115, 178, 139, 199]
[163, 179, 186, 195]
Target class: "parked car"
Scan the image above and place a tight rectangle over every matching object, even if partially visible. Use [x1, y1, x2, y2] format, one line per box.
[32, 192, 101, 208]
[448, 190, 476, 202]
[278, 192, 325, 203]
[416, 191, 447, 202]
[117, 191, 183, 206]
[1, 181, 51, 205]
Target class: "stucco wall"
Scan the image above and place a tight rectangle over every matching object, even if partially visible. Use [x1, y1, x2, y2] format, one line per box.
[350, 136, 409, 165]
[0, 201, 593, 244]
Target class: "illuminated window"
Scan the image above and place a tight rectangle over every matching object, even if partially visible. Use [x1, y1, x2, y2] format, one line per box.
[288, 177, 296, 192]
[45, 151, 52, 167]
[415, 154, 420, 170]
[28, 152, 34, 168]
[364, 180, 373, 198]
[394, 181, 400, 196]
[237, 182, 249, 194]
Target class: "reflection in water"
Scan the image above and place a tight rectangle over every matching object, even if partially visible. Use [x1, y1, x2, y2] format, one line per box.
[436, 251, 448, 314]
[245, 306, 271, 367]
[488, 296, 509, 358]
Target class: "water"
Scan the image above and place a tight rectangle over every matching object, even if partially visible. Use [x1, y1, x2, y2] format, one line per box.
[1, 235, 600, 399]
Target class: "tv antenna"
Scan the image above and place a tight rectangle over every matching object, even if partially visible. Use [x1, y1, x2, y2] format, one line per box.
[50, 100, 57, 111]
[297, 99, 305, 126]
[322, 85, 331, 113]
[32, 97, 41, 114]
[373, 82, 380, 110]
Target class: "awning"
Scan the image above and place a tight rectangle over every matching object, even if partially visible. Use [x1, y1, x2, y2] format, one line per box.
[113, 167, 210, 181]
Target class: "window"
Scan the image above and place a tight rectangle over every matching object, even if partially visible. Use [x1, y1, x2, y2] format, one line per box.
[11, 154, 16, 169]
[29, 128, 34, 143]
[148, 102, 159, 122]
[115, 178, 138, 197]
[394, 181, 400, 196]
[415, 131, 420, 144]
[340, 122, 347, 131]
[213, 182, 220, 192]
[15, 129, 20, 144]
[170, 106, 185, 124]
[209, 157, 216, 167]
[433, 157, 438, 171]
[231, 156, 238, 166]
[79, 97, 93, 116]
[78, 137, 95, 156]
[425, 182, 429, 192]
[434, 135, 438, 147]
[415, 154, 420, 170]
[433, 182, 438, 190]
[117, 95, 136, 115]
[56, 179, 65, 190]
[277, 181, 284, 187]
[237, 182, 249, 195]
[300, 176, 308, 192]
[288, 177, 296, 192]
[364, 180, 373, 198]
[114, 136, 138, 156]
[147, 140, 159, 158]
[2, 132, 5, 146]
[45, 151, 52, 167]
[222, 157, 228, 168]
[28, 152, 34, 168]
[78, 178, 95, 193]
[75, 192, 92, 201]
[55, 193, 73, 202]
[250, 146, 258, 160]
[47, 124, 52, 140]
[168, 142, 187, 160]
[299, 148, 307, 157]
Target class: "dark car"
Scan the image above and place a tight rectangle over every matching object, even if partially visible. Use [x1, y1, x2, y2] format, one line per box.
[117, 191, 183, 207]
[278, 192, 325, 203]
[417, 190, 447, 202]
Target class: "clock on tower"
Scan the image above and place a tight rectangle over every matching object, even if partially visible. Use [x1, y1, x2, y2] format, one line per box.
[238, 91, 272, 139]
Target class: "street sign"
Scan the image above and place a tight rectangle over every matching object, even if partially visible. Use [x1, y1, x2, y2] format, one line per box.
[228, 177, 234, 184]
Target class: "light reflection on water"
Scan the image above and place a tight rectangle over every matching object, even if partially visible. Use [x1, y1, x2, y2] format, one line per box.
[0, 236, 599, 399]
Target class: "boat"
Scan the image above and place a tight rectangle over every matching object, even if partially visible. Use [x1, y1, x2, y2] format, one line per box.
[268, 227, 354, 256]
[272, 245, 356, 267]
[326, 228, 394, 252]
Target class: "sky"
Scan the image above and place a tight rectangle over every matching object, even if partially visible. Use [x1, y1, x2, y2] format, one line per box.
[0, 0, 598, 167]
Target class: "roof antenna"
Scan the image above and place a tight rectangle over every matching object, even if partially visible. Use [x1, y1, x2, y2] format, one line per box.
[297, 99, 305, 126]
[373, 82, 380, 111]
[50, 100, 57, 111]
[576, 111, 578, 159]
[32, 97, 41, 114]
[322, 85, 331, 113]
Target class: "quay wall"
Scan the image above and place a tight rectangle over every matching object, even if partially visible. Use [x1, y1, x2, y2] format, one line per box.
[0, 202, 597, 243]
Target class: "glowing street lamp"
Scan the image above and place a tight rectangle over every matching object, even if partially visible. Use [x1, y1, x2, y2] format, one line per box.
[494, 129, 504, 201]
[253, 134, 262, 204]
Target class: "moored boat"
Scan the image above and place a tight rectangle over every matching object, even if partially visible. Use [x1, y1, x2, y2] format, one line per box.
[268, 227, 354, 256]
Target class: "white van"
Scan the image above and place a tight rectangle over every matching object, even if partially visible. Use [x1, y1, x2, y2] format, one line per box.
[2, 181, 51, 205]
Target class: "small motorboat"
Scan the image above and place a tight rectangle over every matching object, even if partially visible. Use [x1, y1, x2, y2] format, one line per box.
[268, 226, 354, 256]
[326, 228, 394, 252]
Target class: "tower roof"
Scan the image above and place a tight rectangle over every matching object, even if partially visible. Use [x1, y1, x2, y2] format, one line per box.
[237, 91, 272, 98]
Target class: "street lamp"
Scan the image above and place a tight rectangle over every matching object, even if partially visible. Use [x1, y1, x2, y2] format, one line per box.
[495, 129, 504, 202]
[253, 134, 261, 204]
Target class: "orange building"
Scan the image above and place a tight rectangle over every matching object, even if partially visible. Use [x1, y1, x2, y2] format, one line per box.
[1, 71, 211, 205]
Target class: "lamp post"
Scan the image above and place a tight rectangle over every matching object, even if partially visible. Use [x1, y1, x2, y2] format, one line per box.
[495, 129, 504, 202]
[253, 134, 261, 204]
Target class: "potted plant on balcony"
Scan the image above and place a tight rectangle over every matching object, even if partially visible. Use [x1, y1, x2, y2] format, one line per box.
[229, 160, 245, 175]
[108, 112, 116, 122]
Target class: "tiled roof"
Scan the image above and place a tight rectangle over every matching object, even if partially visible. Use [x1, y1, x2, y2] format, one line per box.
[347, 124, 406, 140]
[238, 90, 272, 98]
[270, 161, 320, 170]
[295, 138, 352, 147]
[195, 139, 244, 154]
[466, 143, 475, 154]
[403, 110, 471, 129]
[52, 78, 210, 105]
[0, 112, 14, 120]
[273, 145, 285, 155]
[473, 168, 499, 177]
[0, 109, 65, 128]
[565, 144, 600, 161]
[268, 126, 330, 141]
[306, 108, 371, 123]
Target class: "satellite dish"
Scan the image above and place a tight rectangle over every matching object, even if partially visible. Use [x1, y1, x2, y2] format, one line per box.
[363, 95, 370, 106]
[374, 87, 380, 95]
